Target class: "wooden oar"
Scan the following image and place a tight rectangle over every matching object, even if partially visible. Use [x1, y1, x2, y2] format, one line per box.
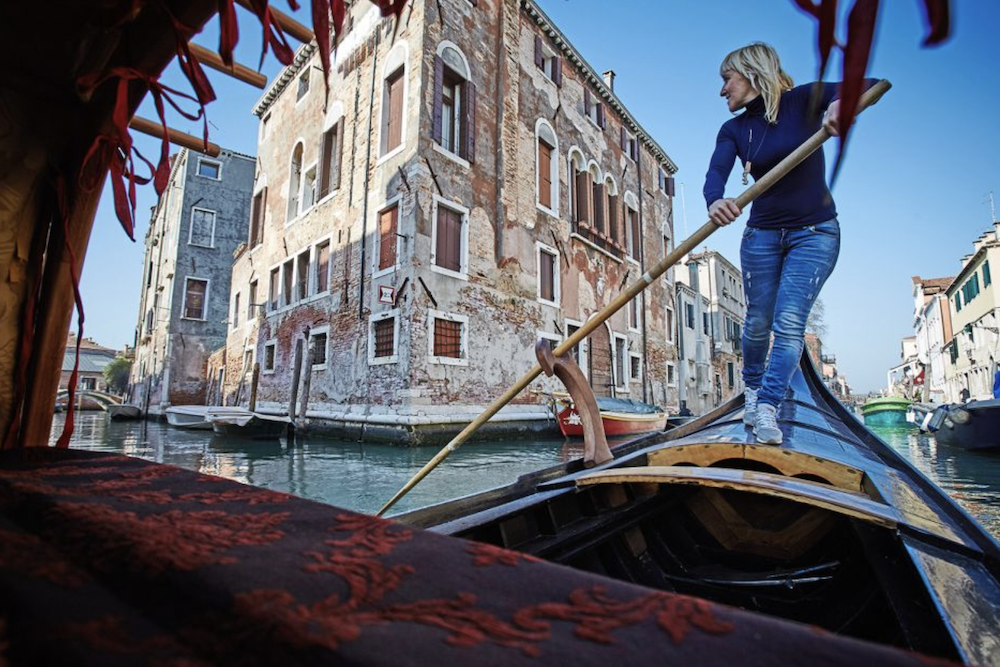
[377, 79, 892, 517]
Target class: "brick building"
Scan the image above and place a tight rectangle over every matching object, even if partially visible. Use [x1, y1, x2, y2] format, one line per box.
[131, 148, 255, 414]
[213, 0, 680, 442]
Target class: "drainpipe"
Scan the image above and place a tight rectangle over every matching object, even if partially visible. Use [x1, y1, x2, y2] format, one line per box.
[635, 140, 649, 403]
[358, 31, 381, 319]
[493, 0, 508, 264]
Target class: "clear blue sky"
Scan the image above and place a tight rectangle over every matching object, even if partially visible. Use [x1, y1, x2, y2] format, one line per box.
[79, 0, 1000, 393]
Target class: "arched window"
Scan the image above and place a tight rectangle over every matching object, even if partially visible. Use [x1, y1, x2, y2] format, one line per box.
[380, 43, 408, 157]
[433, 42, 476, 161]
[586, 161, 602, 233]
[535, 119, 558, 214]
[287, 143, 303, 222]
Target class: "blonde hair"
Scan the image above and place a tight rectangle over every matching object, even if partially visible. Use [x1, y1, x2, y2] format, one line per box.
[720, 42, 794, 124]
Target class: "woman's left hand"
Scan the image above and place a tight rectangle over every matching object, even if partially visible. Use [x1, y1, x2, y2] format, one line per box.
[823, 100, 841, 136]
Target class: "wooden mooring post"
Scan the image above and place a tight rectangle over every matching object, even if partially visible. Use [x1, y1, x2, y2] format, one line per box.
[288, 338, 303, 420]
[298, 339, 314, 430]
[248, 363, 260, 412]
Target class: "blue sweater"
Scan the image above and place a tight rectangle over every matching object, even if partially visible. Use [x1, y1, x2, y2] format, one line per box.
[703, 81, 869, 229]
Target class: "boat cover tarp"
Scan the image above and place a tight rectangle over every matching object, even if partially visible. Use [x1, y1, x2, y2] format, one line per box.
[0, 449, 949, 666]
[594, 397, 663, 414]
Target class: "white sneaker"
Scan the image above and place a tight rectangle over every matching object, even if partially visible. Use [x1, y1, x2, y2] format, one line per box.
[753, 403, 783, 445]
[743, 387, 759, 426]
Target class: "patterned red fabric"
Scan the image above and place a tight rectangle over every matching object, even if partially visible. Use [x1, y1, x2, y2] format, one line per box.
[0, 450, 953, 666]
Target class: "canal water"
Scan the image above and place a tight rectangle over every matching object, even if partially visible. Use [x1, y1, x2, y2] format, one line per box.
[51, 413, 1000, 537]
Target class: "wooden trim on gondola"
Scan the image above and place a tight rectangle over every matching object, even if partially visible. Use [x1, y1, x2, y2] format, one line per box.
[575, 465, 901, 528]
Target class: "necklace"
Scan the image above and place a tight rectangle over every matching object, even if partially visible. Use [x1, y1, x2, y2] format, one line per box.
[743, 123, 769, 185]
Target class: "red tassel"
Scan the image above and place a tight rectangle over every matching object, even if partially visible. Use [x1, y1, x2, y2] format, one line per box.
[55, 176, 86, 450]
[217, 0, 239, 66]
[830, 0, 879, 184]
[918, 0, 950, 45]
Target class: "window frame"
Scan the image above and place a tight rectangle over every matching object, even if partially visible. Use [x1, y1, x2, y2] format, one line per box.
[196, 157, 222, 181]
[263, 339, 277, 374]
[231, 291, 241, 330]
[314, 238, 332, 295]
[308, 326, 330, 371]
[296, 68, 310, 103]
[374, 196, 403, 279]
[369, 309, 400, 366]
[629, 351, 643, 386]
[665, 306, 675, 342]
[428, 309, 469, 366]
[666, 362, 677, 387]
[536, 241, 560, 307]
[564, 318, 589, 379]
[612, 332, 629, 393]
[378, 43, 409, 162]
[430, 195, 469, 281]
[535, 119, 559, 216]
[188, 206, 217, 248]
[181, 276, 210, 321]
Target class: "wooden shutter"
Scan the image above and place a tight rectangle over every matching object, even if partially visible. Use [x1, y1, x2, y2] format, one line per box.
[462, 80, 476, 163]
[540, 251, 554, 302]
[432, 55, 444, 144]
[658, 168, 664, 191]
[629, 208, 640, 259]
[249, 189, 265, 247]
[584, 88, 591, 116]
[608, 194, 619, 243]
[436, 206, 462, 272]
[620, 126, 627, 150]
[592, 182, 605, 234]
[538, 140, 552, 209]
[387, 70, 404, 151]
[553, 56, 562, 86]
[664, 175, 675, 197]
[596, 103, 605, 129]
[332, 120, 344, 191]
[575, 170, 590, 224]
[379, 206, 398, 270]
[318, 128, 335, 199]
[317, 243, 330, 293]
[534, 35, 543, 69]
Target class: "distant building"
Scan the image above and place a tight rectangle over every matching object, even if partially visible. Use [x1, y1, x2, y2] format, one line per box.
[130, 148, 255, 414]
[209, 0, 681, 441]
[804, 333, 851, 399]
[674, 250, 745, 414]
[943, 222, 1000, 401]
[911, 275, 954, 403]
[61, 333, 118, 393]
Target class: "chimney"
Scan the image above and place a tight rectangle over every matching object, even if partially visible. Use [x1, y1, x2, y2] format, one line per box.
[602, 69, 616, 92]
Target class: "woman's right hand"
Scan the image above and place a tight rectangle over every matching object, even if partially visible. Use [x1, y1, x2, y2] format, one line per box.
[708, 198, 742, 226]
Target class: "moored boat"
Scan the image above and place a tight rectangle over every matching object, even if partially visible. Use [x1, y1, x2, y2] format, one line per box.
[165, 405, 252, 430]
[928, 399, 1000, 451]
[104, 404, 141, 421]
[397, 355, 1000, 665]
[557, 396, 666, 438]
[208, 410, 293, 440]
[860, 396, 912, 426]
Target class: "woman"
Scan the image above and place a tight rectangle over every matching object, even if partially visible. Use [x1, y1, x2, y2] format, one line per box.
[703, 42, 859, 445]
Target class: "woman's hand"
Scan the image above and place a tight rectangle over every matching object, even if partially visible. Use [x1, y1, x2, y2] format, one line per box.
[708, 198, 741, 226]
[823, 99, 842, 136]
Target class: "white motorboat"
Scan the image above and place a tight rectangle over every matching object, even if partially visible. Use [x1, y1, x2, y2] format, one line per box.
[207, 410, 293, 440]
[165, 405, 252, 430]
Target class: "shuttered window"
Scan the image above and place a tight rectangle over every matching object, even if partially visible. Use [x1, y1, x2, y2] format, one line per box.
[666, 308, 674, 342]
[539, 248, 555, 302]
[248, 281, 258, 321]
[315, 242, 330, 293]
[434, 318, 463, 358]
[433, 51, 476, 162]
[537, 139, 552, 209]
[282, 260, 294, 306]
[383, 67, 404, 154]
[984, 260, 992, 287]
[435, 205, 463, 273]
[628, 298, 638, 329]
[608, 194, 619, 243]
[685, 303, 695, 329]
[628, 207, 640, 260]
[318, 122, 342, 199]
[232, 293, 240, 329]
[374, 318, 395, 359]
[296, 250, 310, 300]
[269, 269, 279, 311]
[379, 205, 398, 271]
[592, 183, 605, 235]
[575, 171, 590, 224]
[189, 208, 215, 247]
[183, 278, 208, 320]
[249, 189, 265, 248]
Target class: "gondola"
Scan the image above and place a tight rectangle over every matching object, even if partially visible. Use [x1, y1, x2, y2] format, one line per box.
[396, 353, 1000, 665]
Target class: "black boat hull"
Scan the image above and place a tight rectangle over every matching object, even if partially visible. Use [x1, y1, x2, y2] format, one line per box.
[931, 400, 1000, 451]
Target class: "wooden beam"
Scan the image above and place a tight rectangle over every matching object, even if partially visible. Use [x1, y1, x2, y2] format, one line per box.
[128, 116, 221, 157]
[188, 43, 267, 89]
[235, 0, 315, 43]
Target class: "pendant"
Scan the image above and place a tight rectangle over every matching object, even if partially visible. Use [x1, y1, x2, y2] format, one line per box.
[742, 161, 751, 186]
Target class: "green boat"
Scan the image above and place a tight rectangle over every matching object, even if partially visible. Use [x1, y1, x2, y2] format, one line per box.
[860, 396, 912, 427]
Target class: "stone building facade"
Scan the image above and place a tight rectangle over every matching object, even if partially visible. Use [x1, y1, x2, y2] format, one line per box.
[213, 0, 680, 442]
[131, 148, 255, 414]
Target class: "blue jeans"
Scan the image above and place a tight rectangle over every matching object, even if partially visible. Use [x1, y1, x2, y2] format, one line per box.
[741, 220, 840, 408]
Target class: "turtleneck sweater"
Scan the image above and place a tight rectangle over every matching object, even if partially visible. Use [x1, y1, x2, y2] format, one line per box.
[703, 81, 873, 229]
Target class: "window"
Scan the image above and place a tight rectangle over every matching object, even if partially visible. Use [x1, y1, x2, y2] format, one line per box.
[985, 260, 993, 287]
[182, 278, 208, 320]
[370, 310, 399, 365]
[296, 69, 310, 101]
[605, 179, 619, 244]
[702, 312, 709, 335]
[429, 310, 468, 365]
[260, 113, 270, 141]
[315, 241, 330, 293]
[658, 168, 675, 196]
[432, 198, 468, 278]
[583, 88, 605, 128]
[685, 303, 695, 329]
[630, 353, 642, 384]
[666, 307, 675, 342]
[614, 334, 628, 391]
[248, 280, 258, 321]
[533, 35, 562, 86]
[318, 122, 342, 199]
[309, 328, 328, 369]
[535, 120, 558, 214]
[955, 293, 962, 313]
[197, 158, 221, 180]
[249, 188, 265, 248]
[621, 128, 638, 161]
[378, 203, 399, 273]
[382, 66, 405, 155]
[727, 361, 735, 388]
[282, 259, 294, 306]
[263, 341, 276, 373]
[189, 207, 216, 247]
[626, 205, 640, 261]
[434, 44, 475, 162]
[296, 250, 311, 301]
[565, 320, 588, 377]
[232, 293, 240, 329]
[301, 164, 317, 212]
[667, 362, 676, 386]
[287, 143, 303, 222]
[537, 243, 559, 305]
[628, 297, 639, 331]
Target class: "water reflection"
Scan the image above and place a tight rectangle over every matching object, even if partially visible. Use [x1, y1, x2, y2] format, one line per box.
[51, 413, 1000, 535]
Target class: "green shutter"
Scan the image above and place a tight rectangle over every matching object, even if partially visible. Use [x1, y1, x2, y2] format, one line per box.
[984, 260, 992, 287]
